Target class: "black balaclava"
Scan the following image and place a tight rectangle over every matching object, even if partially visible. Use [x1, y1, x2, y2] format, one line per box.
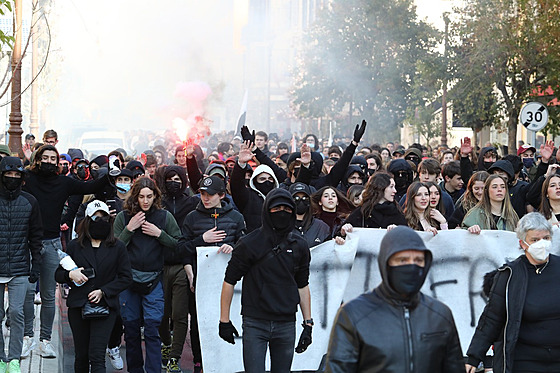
[262, 188, 296, 240]
[0, 157, 24, 199]
[163, 166, 188, 198]
[376, 226, 432, 308]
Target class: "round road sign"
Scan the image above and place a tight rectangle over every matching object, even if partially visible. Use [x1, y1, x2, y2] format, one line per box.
[520, 102, 549, 132]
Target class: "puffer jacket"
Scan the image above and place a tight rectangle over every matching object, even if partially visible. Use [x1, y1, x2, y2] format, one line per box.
[0, 187, 43, 276]
[466, 255, 541, 373]
[325, 226, 464, 373]
[180, 200, 246, 266]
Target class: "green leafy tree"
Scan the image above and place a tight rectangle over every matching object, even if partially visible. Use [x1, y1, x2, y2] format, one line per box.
[0, 0, 14, 50]
[290, 0, 439, 143]
[452, 0, 560, 153]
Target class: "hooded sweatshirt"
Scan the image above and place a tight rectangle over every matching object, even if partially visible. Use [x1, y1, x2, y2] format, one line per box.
[224, 188, 310, 321]
[231, 163, 279, 232]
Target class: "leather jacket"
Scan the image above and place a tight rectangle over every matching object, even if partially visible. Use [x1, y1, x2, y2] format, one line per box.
[325, 289, 465, 373]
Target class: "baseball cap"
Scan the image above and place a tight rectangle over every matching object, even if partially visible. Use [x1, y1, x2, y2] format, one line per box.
[199, 175, 225, 195]
[517, 144, 536, 156]
[289, 182, 312, 197]
[206, 163, 227, 179]
[85, 200, 110, 217]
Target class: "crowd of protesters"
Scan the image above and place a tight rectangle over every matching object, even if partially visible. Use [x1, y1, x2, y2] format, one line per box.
[0, 123, 559, 373]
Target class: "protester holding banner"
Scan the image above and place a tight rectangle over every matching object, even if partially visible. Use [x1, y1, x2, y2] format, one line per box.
[113, 177, 181, 373]
[219, 188, 312, 373]
[311, 186, 353, 236]
[448, 171, 489, 229]
[404, 182, 447, 235]
[462, 174, 519, 233]
[466, 212, 560, 372]
[325, 226, 464, 372]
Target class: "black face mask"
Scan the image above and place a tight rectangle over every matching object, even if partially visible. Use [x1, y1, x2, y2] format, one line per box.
[255, 180, 275, 196]
[39, 162, 58, 176]
[89, 220, 112, 240]
[61, 165, 69, 175]
[295, 199, 310, 214]
[165, 180, 182, 196]
[388, 264, 425, 297]
[483, 161, 494, 170]
[270, 210, 292, 230]
[394, 175, 409, 191]
[330, 157, 340, 163]
[244, 178, 250, 187]
[2, 175, 22, 191]
[292, 167, 300, 178]
[77, 168, 88, 180]
[366, 168, 376, 177]
[90, 169, 99, 180]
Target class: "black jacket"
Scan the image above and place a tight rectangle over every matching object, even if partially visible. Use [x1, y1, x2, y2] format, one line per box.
[224, 188, 310, 321]
[180, 200, 246, 266]
[55, 239, 132, 310]
[325, 226, 464, 373]
[0, 186, 43, 276]
[294, 217, 330, 248]
[343, 201, 407, 229]
[466, 255, 548, 373]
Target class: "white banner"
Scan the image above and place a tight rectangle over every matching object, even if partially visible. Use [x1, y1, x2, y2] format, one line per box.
[196, 227, 560, 372]
[196, 235, 359, 373]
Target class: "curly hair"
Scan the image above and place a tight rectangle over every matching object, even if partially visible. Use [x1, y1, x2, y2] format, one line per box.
[124, 177, 162, 215]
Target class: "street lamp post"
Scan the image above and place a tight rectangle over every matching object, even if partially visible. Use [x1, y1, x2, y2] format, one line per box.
[8, 0, 23, 156]
[441, 12, 450, 147]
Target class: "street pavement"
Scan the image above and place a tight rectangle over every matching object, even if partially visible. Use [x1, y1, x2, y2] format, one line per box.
[4, 286, 197, 372]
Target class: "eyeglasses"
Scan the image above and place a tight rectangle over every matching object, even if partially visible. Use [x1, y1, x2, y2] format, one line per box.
[293, 196, 309, 202]
[90, 215, 110, 222]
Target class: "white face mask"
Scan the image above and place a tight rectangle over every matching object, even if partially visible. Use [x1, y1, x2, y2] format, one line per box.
[523, 239, 551, 262]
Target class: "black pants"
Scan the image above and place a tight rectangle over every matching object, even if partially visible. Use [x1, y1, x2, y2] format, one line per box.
[108, 314, 123, 349]
[68, 307, 117, 373]
[188, 286, 202, 363]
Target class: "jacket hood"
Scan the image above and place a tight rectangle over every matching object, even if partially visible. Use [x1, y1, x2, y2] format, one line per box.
[343, 165, 365, 185]
[377, 226, 432, 305]
[387, 158, 412, 173]
[488, 160, 514, 182]
[0, 156, 24, 199]
[249, 164, 279, 199]
[261, 188, 296, 237]
[163, 165, 188, 194]
[477, 146, 497, 170]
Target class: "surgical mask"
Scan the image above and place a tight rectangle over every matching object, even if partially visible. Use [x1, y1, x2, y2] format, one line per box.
[2, 175, 22, 191]
[255, 180, 275, 196]
[39, 162, 58, 176]
[116, 183, 131, 193]
[270, 210, 292, 230]
[306, 142, 315, 150]
[522, 158, 534, 169]
[388, 264, 425, 296]
[165, 180, 182, 196]
[523, 239, 551, 262]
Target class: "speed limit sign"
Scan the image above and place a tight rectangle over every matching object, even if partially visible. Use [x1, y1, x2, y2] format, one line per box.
[520, 102, 549, 132]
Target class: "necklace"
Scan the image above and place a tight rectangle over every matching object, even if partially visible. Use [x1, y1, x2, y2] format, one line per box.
[533, 260, 549, 275]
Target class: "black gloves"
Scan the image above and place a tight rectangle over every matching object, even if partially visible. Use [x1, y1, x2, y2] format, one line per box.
[240, 125, 255, 144]
[353, 119, 367, 143]
[219, 321, 239, 344]
[295, 323, 313, 353]
[28, 267, 40, 283]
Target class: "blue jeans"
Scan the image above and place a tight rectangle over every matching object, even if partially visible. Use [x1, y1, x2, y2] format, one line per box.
[120, 282, 164, 373]
[0, 276, 28, 361]
[40, 238, 63, 341]
[242, 316, 295, 373]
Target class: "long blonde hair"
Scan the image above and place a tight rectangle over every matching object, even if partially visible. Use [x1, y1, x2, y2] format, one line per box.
[464, 174, 518, 231]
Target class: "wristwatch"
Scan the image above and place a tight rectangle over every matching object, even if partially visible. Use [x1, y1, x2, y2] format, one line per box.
[304, 318, 314, 326]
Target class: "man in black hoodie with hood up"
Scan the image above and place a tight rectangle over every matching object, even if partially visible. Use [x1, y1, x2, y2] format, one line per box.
[219, 188, 313, 372]
[325, 226, 464, 373]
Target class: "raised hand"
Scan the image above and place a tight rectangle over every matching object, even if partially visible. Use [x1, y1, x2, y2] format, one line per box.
[297, 143, 312, 166]
[460, 137, 473, 157]
[353, 120, 367, 143]
[540, 140, 554, 163]
[240, 125, 255, 144]
[238, 141, 254, 164]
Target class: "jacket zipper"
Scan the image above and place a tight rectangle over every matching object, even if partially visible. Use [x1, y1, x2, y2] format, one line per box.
[502, 266, 512, 373]
[403, 307, 413, 372]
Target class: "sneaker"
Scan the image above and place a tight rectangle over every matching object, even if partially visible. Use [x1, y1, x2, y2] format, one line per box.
[34, 293, 41, 305]
[39, 340, 56, 358]
[166, 358, 181, 373]
[21, 336, 36, 358]
[193, 362, 203, 373]
[106, 346, 123, 370]
[161, 344, 171, 369]
[0, 361, 6, 373]
[7, 360, 20, 373]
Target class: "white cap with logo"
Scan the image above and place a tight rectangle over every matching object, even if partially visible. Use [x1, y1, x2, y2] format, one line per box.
[85, 200, 110, 217]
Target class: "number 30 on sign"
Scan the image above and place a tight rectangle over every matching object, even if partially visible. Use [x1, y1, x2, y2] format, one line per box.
[520, 102, 549, 132]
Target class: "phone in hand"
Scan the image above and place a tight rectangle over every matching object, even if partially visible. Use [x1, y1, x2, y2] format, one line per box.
[82, 268, 96, 279]
[106, 199, 117, 212]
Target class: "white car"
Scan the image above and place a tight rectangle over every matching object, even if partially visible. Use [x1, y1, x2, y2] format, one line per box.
[78, 131, 128, 158]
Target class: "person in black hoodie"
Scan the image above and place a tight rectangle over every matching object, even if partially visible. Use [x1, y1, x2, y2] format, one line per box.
[325, 226, 464, 372]
[177, 175, 245, 373]
[219, 188, 312, 373]
[387, 158, 414, 203]
[158, 165, 199, 372]
[289, 182, 330, 247]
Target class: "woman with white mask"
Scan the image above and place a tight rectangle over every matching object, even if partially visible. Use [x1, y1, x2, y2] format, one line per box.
[466, 212, 560, 373]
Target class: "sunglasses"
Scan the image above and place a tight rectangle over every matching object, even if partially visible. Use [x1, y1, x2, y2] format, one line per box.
[3, 164, 24, 172]
[293, 196, 309, 202]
